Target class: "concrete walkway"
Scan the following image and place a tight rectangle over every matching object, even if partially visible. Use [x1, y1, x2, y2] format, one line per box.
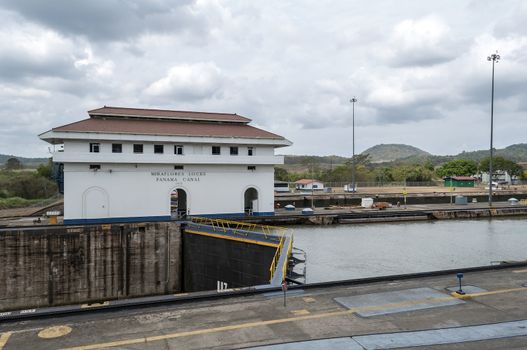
[2, 266, 527, 349]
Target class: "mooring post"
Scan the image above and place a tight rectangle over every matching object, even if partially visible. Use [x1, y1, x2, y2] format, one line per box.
[456, 272, 465, 295]
[282, 280, 287, 307]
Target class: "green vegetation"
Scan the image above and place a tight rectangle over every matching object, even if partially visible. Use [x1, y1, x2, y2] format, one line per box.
[0, 158, 58, 209]
[277, 149, 524, 185]
[0, 197, 48, 210]
[0, 154, 49, 169]
[275, 154, 435, 184]
[479, 156, 523, 177]
[436, 160, 478, 178]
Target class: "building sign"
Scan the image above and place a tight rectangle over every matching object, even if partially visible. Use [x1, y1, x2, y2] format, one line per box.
[151, 171, 207, 182]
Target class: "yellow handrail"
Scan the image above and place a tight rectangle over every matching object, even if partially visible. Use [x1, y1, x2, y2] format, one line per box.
[189, 217, 292, 283]
[190, 216, 289, 239]
[269, 236, 285, 281]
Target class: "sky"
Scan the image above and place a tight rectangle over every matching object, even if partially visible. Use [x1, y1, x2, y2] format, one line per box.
[0, 0, 526, 158]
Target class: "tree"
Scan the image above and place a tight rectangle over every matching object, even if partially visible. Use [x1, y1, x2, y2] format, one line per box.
[274, 167, 289, 181]
[436, 159, 477, 178]
[479, 156, 523, 178]
[37, 159, 53, 179]
[5, 157, 22, 170]
[374, 167, 394, 183]
[5, 172, 57, 199]
[392, 165, 433, 182]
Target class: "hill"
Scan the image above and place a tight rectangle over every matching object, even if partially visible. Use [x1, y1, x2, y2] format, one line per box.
[454, 143, 527, 163]
[360, 144, 430, 163]
[0, 154, 49, 169]
[280, 143, 527, 170]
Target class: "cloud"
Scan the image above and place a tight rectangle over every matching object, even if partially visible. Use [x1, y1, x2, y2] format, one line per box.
[0, 16, 81, 81]
[1, 1, 527, 157]
[144, 62, 224, 101]
[0, 0, 224, 43]
[382, 16, 459, 67]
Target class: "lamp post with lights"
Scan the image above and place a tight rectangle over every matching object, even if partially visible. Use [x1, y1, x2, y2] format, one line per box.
[350, 97, 357, 193]
[487, 52, 500, 206]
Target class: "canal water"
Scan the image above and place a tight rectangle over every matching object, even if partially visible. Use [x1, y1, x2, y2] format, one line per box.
[292, 217, 527, 283]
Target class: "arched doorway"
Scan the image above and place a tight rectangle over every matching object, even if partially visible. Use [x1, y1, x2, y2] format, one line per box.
[83, 187, 109, 218]
[170, 188, 187, 219]
[244, 187, 258, 215]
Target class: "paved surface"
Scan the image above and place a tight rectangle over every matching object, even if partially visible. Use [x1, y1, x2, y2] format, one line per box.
[1, 267, 527, 349]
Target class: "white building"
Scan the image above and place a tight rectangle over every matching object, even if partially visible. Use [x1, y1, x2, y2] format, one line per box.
[40, 106, 291, 224]
[294, 179, 324, 191]
[480, 171, 516, 185]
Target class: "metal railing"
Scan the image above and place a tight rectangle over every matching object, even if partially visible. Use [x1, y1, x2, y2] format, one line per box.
[269, 235, 285, 282]
[188, 217, 292, 283]
[190, 216, 288, 239]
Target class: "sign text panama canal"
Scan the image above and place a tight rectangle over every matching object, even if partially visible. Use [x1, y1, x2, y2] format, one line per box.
[151, 171, 206, 182]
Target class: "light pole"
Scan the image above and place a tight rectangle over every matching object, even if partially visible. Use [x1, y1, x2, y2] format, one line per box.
[487, 51, 500, 207]
[350, 97, 357, 193]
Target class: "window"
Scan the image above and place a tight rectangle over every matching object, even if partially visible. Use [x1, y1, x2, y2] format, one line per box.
[174, 165, 184, 170]
[212, 146, 221, 155]
[175, 145, 184, 155]
[89, 143, 100, 153]
[133, 144, 143, 153]
[112, 143, 122, 153]
[89, 164, 101, 170]
[154, 144, 164, 154]
[248, 166, 256, 171]
[248, 147, 254, 156]
[230, 146, 238, 155]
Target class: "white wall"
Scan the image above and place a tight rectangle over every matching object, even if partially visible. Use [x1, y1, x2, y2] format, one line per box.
[295, 182, 324, 190]
[59, 141, 280, 165]
[63, 163, 275, 221]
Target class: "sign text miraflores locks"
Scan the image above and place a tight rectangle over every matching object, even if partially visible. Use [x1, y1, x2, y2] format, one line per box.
[151, 171, 207, 182]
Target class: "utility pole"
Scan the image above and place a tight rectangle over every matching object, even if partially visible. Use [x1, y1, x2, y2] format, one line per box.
[487, 51, 500, 207]
[350, 97, 358, 193]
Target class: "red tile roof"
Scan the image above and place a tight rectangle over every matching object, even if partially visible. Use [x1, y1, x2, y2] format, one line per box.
[294, 179, 321, 184]
[52, 117, 285, 140]
[88, 106, 251, 123]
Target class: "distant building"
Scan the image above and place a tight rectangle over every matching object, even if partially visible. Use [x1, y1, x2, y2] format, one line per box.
[294, 179, 324, 191]
[274, 181, 290, 193]
[39, 106, 292, 224]
[443, 176, 475, 187]
[480, 171, 517, 185]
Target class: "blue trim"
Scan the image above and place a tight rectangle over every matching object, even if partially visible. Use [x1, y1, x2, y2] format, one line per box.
[253, 211, 275, 217]
[190, 211, 275, 219]
[64, 215, 171, 225]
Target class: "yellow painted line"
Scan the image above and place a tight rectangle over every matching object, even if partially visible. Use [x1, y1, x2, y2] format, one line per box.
[451, 287, 526, 300]
[303, 297, 316, 303]
[38, 326, 72, 339]
[60, 286, 527, 350]
[512, 269, 527, 273]
[185, 229, 280, 248]
[0, 332, 12, 350]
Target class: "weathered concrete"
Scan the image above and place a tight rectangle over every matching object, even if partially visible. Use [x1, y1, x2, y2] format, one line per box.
[2, 267, 527, 349]
[0, 222, 182, 311]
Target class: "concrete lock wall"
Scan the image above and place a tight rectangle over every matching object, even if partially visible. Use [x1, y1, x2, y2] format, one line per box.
[0, 222, 182, 311]
[183, 231, 277, 292]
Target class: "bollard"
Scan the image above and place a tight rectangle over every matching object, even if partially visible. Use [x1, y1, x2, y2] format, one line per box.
[456, 272, 465, 295]
[282, 280, 287, 307]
